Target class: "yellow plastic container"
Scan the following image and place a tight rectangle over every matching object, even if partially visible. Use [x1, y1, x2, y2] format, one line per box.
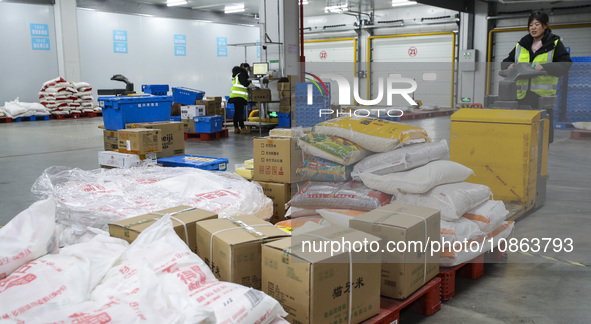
[450, 109, 541, 211]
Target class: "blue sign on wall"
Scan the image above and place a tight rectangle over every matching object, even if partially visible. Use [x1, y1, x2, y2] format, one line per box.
[174, 34, 186, 45]
[113, 30, 128, 42]
[114, 42, 128, 53]
[31, 37, 50, 50]
[175, 46, 186, 56]
[30, 24, 49, 37]
[217, 37, 227, 46]
[217, 47, 228, 57]
[257, 39, 260, 58]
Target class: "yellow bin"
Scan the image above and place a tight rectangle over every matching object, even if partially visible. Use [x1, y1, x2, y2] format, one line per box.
[450, 109, 544, 214]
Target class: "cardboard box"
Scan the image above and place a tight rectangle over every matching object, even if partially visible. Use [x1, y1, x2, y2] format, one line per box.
[279, 97, 291, 107]
[249, 88, 272, 102]
[103, 129, 118, 151]
[279, 105, 291, 113]
[195, 99, 222, 116]
[125, 121, 185, 158]
[117, 128, 162, 155]
[108, 206, 217, 253]
[253, 137, 304, 183]
[180, 119, 191, 133]
[277, 75, 301, 91]
[180, 105, 206, 119]
[349, 203, 440, 299]
[98, 151, 156, 168]
[195, 215, 289, 289]
[262, 225, 382, 324]
[171, 102, 182, 116]
[254, 181, 292, 223]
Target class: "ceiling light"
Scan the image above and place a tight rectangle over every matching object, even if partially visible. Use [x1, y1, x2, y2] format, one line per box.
[167, 0, 187, 7]
[225, 3, 245, 14]
[137, 13, 153, 17]
[324, 5, 348, 13]
[391, 0, 417, 7]
[78, 7, 96, 11]
[299, 0, 309, 4]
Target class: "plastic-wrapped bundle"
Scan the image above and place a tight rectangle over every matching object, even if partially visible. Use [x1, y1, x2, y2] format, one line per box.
[288, 181, 392, 211]
[296, 156, 353, 182]
[360, 160, 473, 194]
[463, 200, 509, 233]
[393, 182, 492, 221]
[313, 116, 429, 152]
[31, 166, 273, 246]
[440, 218, 484, 244]
[351, 140, 448, 181]
[297, 133, 370, 165]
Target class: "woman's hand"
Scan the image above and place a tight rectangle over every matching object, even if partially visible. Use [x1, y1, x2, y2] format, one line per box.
[533, 64, 544, 71]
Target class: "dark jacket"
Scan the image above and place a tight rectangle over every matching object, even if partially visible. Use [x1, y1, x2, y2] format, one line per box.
[232, 66, 251, 88]
[502, 30, 572, 76]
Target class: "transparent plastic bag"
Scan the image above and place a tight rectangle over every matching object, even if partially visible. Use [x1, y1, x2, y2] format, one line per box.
[31, 166, 272, 246]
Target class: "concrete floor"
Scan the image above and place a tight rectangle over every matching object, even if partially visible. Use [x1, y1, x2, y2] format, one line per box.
[1, 116, 590, 322]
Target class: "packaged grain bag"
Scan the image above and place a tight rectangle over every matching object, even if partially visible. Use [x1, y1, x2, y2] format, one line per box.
[298, 133, 370, 165]
[313, 116, 429, 152]
[440, 218, 484, 244]
[352, 140, 448, 180]
[393, 182, 492, 221]
[297, 156, 353, 182]
[360, 160, 474, 194]
[289, 181, 392, 211]
[463, 200, 509, 233]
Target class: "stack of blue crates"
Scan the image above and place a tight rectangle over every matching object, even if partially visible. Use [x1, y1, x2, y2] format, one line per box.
[565, 57, 591, 122]
[141, 84, 169, 95]
[172, 87, 205, 105]
[157, 155, 228, 171]
[98, 95, 173, 130]
[294, 82, 331, 127]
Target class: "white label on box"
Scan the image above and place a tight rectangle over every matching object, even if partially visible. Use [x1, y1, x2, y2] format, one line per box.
[181, 105, 206, 119]
[126, 140, 131, 151]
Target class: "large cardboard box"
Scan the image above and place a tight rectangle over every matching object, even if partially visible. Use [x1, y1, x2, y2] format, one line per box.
[180, 105, 206, 119]
[125, 121, 185, 158]
[103, 129, 118, 151]
[262, 225, 382, 324]
[249, 88, 272, 102]
[349, 203, 440, 299]
[117, 128, 162, 155]
[108, 206, 217, 253]
[171, 102, 182, 116]
[253, 137, 304, 183]
[195, 215, 289, 289]
[277, 75, 300, 91]
[196, 99, 223, 116]
[254, 181, 292, 223]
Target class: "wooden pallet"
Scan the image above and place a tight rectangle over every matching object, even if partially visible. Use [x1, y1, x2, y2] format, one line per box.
[362, 277, 441, 324]
[570, 129, 591, 140]
[12, 115, 50, 122]
[50, 111, 100, 120]
[0, 117, 13, 123]
[184, 129, 229, 141]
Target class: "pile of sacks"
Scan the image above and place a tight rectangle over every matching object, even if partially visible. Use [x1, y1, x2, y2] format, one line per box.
[0, 198, 287, 323]
[279, 116, 514, 266]
[0, 98, 50, 118]
[38, 77, 98, 115]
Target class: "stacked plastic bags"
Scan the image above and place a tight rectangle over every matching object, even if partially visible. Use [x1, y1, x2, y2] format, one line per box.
[31, 166, 273, 246]
[0, 200, 286, 323]
[0, 98, 50, 118]
[38, 77, 98, 115]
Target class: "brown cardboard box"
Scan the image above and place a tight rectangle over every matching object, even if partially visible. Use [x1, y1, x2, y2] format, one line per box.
[253, 137, 304, 183]
[279, 105, 291, 113]
[277, 75, 301, 91]
[108, 206, 217, 253]
[279, 96, 291, 107]
[254, 181, 292, 223]
[349, 203, 440, 299]
[195, 215, 289, 289]
[171, 102, 182, 116]
[125, 121, 185, 158]
[262, 225, 382, 324]
[249, 88, 272, 102]
[180, 119, 191, 133]
[117, 128, 162, 155]
[103, 129, 118, 151]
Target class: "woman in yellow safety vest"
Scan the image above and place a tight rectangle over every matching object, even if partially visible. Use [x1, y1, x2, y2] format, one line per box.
[228, 63, 251, 134]
[502, 11, 572, 141]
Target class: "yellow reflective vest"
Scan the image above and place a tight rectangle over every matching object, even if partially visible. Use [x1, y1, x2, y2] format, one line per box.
[514, 39, 559, 99]
[229, 73, 248, 100]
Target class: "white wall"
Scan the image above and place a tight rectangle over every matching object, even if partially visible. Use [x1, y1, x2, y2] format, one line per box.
[77, 10, 259, 99]
[0, 2, 59, 104]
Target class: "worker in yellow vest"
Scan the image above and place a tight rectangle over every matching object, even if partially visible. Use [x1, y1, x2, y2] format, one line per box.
[228, 63, 251, 134]
[502, 11, 572, 142]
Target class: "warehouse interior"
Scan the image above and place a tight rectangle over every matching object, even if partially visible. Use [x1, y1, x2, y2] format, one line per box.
[1, 0, 591, 323]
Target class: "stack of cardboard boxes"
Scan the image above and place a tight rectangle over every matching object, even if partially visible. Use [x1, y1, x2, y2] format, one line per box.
[277, 75, 299, 114]
[99, 121, 185, 168]
[253, 131, 305, 224]
[172, 96, 224, 133]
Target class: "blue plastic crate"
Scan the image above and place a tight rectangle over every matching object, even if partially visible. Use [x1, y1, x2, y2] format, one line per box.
[142, 84, 169, 95]
[193, 115, 223, 133]
[172, 87, 205, 105]
[572, 57, 591, 62]
[157, 155, 228, 171]
[98, 95, 173, 130]
[278, 112, 291, 128]
[170, 116, 181, 122]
